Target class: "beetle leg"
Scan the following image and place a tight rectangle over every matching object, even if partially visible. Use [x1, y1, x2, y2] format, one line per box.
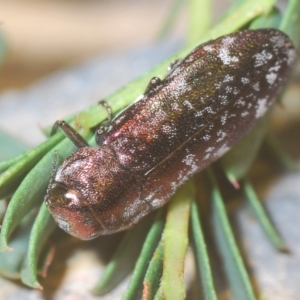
[95, 100, 113, 145]
[144, 77, 162, 95]
[51, 120, 88, 148]
[98, 100, 113, 124]
[167, 59, 180, 73]
[45, 150, 58, 202]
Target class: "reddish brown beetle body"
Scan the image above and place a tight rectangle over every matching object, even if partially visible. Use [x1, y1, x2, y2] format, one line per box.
[46, 29, 296, 239]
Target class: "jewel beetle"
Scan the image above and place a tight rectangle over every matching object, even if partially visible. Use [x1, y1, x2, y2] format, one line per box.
[45, 29, 296, 240]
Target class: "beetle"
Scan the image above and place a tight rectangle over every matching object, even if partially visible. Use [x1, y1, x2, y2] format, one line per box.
[45, 29, 296, 240]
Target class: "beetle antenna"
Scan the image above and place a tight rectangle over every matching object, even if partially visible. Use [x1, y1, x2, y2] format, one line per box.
[45, 150, 58, 202]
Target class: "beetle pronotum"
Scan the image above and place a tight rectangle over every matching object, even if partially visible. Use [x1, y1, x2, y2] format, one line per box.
[45, 29, 296, 240]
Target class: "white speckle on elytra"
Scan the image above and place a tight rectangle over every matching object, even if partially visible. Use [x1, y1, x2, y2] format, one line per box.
[270, 35, 285, 48]
[206, 146, 215, 153]
[214, 82, 222, 89]
[219, 95, 229, 106]
[225, 86, 233, 93]
[174, 75, 190, 91]
[122, 201, 140, 219]
[144, 188, 161, 203]
[183, 100, 195, 110]
[241, 77, 250, 84]
[256, 98, 268, 118]
[204, 153, 211, 160]
[233, 87, 239, 95]
[171, 102, 180, 111]
[154, 109, 167, 121]
[195, 110, 203, 117]
[241, 111, 250, 118]
[287, 48, 297, 65]
[266, 72, 277, 85]
[177, 171, 183, 181]
[175, 170, 190, 186]
[236, 99, 246, 107]
[203, 45, 214, 52]
[182, 154, 195, 166]
[218, 36, 239, 65]
[254, 50, 273, 67]
[269, 65, 281, 73]
[172, 180, 181, 189]
[203, 134, 211, 141]
[245, 92, 254, 99]
[223, 74, 234, 82]
[217, 131, 227, 142]
[252, 82, 260, 91]
[220, 114, 228, 125]
[151, 199, 163, 208]
[214, 144, 230, 158]
[182, 154, 198, 172]
[162, 125, 173, 134]
[204, 106, 215, 114]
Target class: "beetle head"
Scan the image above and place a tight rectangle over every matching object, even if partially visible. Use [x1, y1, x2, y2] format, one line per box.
[45, 145, 146, 239]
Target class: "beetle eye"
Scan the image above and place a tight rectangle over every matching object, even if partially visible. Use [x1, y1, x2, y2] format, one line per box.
[46, 183, 71, 207]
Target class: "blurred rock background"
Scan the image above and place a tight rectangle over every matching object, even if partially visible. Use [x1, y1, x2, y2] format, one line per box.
[1, 0, 178, 90]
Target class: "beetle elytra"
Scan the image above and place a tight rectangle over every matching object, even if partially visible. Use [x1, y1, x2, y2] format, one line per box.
[46, 29, 296, 240]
